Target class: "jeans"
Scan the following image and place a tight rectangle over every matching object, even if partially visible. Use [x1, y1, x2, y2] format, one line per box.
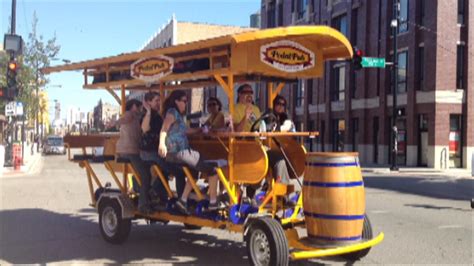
[140, 150, 186, 198]
[119, 154, 151, 207]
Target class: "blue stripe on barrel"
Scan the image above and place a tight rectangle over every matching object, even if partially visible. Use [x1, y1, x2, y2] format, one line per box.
[305, 162, 359, 167]
[308, 234, 362, 241]
[303, 181, 364, 187]
[303, 212, 365, 220]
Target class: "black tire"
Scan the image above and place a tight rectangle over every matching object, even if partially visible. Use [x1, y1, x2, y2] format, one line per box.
[245, 217, 289, 266]
[341, 214, 373, 261]
[183, 223, 202, 230]
[98, 198, 132, 244]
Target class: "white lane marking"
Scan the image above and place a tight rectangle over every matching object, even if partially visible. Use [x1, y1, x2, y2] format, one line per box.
[438, 225, 464, 229]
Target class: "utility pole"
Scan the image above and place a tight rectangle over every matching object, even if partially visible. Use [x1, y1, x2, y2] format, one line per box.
[7, 0, 17, 165]
[390, 0, 399, 171]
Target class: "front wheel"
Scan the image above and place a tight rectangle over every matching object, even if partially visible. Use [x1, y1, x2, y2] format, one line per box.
[340, 214, 373, 261]
[98, 198, 131, 244]
[245, 217, 289, 266]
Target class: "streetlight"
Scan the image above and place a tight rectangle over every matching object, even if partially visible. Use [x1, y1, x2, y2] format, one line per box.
[390, 0, 399, 171]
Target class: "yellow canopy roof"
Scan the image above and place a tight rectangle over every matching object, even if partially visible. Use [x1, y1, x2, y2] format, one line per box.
[42, 25, 353, 90]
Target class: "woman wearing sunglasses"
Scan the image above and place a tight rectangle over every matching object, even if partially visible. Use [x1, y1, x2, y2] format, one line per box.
[204, 97, 226, 130]
[159, 90, 225, 214]
[273, 95, 295, 132]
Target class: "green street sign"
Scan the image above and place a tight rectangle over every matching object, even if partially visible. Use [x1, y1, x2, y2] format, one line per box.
[361, 57, 386, 68]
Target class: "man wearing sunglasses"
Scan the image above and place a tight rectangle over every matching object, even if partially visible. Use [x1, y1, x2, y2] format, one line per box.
[232, 84, 292, 205]
[233, 84, 261, 132]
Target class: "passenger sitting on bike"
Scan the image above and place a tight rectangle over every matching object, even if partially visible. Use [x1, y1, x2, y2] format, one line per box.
[116, 99, 155, 214]
[203, 97, 226, 131]
[273, 95, 295, 133]
[159, 90, 226, 214]
[232, 84, 291, 200]
[140, 91, 186, 202]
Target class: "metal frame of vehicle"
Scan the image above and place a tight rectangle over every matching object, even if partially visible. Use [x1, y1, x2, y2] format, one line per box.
[43, 25, 384, 264]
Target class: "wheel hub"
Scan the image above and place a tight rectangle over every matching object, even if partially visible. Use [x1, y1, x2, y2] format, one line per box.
[250, 229, 270, 265]
[102, 206, 118, 237]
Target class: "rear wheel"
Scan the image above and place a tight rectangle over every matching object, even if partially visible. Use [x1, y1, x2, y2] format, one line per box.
[99, 198, 131, 244]
[341, 214, 373, 261]
[245, 217, 289, 266]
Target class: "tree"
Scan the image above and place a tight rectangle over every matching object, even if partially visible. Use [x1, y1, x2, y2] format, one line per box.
[1, 12, 60, 129]
[23, 11, 60, 135]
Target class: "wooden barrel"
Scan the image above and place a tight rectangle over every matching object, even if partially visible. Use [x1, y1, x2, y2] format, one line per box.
[302, 152, 365, 246]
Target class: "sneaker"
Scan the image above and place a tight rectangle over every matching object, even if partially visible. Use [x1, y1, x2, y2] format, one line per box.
[207, 201, 226, 211]
[175, 198, 190, 215]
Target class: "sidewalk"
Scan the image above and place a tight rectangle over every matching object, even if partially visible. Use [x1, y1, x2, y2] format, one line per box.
[1, 144, 43, 177]
[362, 166, 473, 178]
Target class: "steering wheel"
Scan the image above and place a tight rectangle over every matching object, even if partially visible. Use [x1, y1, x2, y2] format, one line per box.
[250, 110, 278, 133]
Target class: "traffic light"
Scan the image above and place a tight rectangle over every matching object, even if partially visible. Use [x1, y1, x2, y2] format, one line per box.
[353, 47, 363, 70]
[5, 60, 18, 100]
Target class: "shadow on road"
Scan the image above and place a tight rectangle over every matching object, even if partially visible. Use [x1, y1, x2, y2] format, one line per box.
[404, 203, 471, 212]
[0, 208, 247, 264]
[0, 208, 338, 265]
[363, 175, 473, 201]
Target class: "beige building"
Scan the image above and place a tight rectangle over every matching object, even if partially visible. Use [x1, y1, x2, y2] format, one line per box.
[136, 15, 256, 116]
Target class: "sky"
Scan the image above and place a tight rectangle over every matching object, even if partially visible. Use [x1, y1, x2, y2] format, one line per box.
[1, 0, 260, 120]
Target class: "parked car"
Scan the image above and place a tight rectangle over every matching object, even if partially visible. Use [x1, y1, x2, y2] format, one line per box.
[43, 135, 66, 155]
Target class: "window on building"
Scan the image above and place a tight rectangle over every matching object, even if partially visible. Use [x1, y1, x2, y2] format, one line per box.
[278, 2, 284, 26]
[449, 114, 462, 167]
[397, 51, 408, 93]
[294, 80, 305, 107]
[254, 83, 262, 106]
[296, 0, 309, 20]
[307, 79, 313, 104]
[419, 0, 425, 26]
[332, 119, 345, 152]
[333, 14, 348, 38]
[456, 44, 465, 90]
[351, 118, 359, 152]
[332, 65, 346, 101]
[417, 46, 424, 90]
[307, 120, 315, 151]
[351, 68, 356, 98]
[419, 114, 428, 130]
[320, 120, 326, 152]
[398, 0, 409, 33]
[458, 0, 466, 25]
[267, 1, 276, 28]
[373, 117, 379, 163]
[351, 9, 358, 45]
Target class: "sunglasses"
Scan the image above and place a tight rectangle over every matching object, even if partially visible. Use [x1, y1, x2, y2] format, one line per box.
[207, 102, 217, 107]
[179, 98, 188, 104]
[240, 90, 253, 95]
[276, 101, 286, 106]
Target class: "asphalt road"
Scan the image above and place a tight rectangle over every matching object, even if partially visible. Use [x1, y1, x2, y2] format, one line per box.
[0, 155, 472, 265]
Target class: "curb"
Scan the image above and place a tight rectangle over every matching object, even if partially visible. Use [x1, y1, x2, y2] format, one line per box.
[1, 153, 43, 177]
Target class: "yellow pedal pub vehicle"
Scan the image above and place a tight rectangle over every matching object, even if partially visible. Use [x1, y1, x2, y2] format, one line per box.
[42, 26, 384, 265]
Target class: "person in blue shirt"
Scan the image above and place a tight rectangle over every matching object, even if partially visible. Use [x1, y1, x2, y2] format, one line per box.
[158, 90, 224, 214]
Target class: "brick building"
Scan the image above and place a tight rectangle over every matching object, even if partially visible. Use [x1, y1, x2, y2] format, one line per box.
[259, 0, 473, 170]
